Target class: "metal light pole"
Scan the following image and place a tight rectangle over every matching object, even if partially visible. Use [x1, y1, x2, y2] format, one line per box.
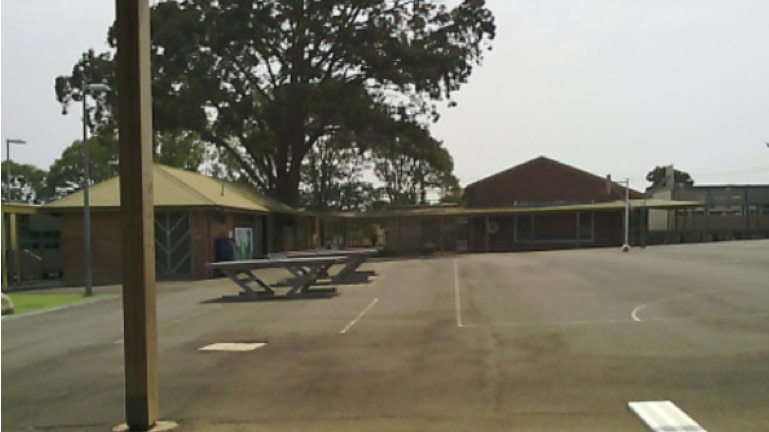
[622, 178, 631, 252]
[5, 139, 27, 202]
[641, 190, 648, 249]
[81, 81, 111, 297]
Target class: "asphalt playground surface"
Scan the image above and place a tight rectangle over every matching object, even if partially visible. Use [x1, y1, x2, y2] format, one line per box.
[2, 241, 768, 431]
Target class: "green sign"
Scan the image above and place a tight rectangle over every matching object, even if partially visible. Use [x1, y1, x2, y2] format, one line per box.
[233, 227, 253, 260]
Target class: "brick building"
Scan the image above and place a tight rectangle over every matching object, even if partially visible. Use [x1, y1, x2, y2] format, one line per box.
[329, 156, 702, 255]
[649, 184, 769, 242]
[40, 165, 303, 285]
[460, 156, 646, 251]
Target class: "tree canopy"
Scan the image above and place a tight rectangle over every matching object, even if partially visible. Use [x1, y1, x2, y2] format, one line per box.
[646, 166, 695, 190]
[1, 161, 47, 204]
[370, 123, 458, 205]
[300, 131, 373, 211]
[55, 0, 495, 206]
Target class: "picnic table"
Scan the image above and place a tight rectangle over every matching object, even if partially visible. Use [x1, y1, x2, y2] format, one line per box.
[268, 248, 378, 285]
[207, 256, 349, 299]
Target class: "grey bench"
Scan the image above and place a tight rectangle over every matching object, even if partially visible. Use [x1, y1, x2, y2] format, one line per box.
[268, 248, 378, 285]
[207, 256, 349, 299]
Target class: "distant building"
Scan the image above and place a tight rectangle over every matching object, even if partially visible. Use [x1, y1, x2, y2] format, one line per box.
[368, 156, 700, 255]
[649, 184, 769, 241]
[461, 156, 646, 252]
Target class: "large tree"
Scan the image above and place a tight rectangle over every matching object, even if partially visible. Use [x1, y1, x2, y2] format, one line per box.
[45, 130, 210, 199]
[55, 0, 495, 205]
[44, 135, 120, 200]
[153, 130, 209, 171]
[371, 122, 458, 205]
[300, 131, 373, 211]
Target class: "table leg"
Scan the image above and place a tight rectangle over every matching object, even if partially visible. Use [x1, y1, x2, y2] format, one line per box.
[285, 264, 337, 296]
[332, 255, 371, 283]
[286, 265, 310, 278]
[225, 269, 274, 296]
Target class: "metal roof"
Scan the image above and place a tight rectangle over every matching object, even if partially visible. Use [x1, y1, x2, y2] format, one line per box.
[1, 203, 40, 215]
[41, 164, 299, 214]
[322, 199, 705, 219]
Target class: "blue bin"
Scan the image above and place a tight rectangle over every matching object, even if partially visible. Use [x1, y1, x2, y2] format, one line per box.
[214, 237, 236, 262]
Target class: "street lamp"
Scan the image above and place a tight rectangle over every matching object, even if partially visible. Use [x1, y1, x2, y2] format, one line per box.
[81, 81, 111, 297]
[622, 178, 631, 253]
[5, 139, 27, 202]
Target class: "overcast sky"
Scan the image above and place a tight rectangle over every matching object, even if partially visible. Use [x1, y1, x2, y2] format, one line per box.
[2, 0, 768, 190]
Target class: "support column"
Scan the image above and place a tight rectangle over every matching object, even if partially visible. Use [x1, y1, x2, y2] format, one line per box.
[314, 215, 320, 248]
[468, 218, 474, 253]
[10, 214, 19, 282]
[439, 217, 445, 253]
[320, 217, 327, 247]
[2, 211, 8, 290]
[484, 215, 490, 252]
[115, 0, 163, 430]
[294, 216, 300, 250]
[704, 205, 710, 242]
[575, 212, 581, 248]
[673, 210, 679, 243]
[396, 218, 402, 256]
[267, 216, 276, 253]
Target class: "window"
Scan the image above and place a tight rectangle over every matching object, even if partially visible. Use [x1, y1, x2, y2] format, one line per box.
[533, 213, 577, 241]
[515, 215, 532, 241]
[578, 212, 594, 241]
[516, 213, 586, 242]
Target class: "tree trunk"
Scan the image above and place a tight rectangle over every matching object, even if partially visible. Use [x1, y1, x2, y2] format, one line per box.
[273, 170, 302, 207]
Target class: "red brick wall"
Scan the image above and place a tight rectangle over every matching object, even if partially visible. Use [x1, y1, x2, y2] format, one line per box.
[210, 211, 233, 239]
[62, 209, 230, 284]
[190, 210, 211, 279]
[61, 212, 124, 285]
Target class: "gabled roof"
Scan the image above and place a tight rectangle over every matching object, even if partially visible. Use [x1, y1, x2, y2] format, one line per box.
[42, 164, 298, 213]
[465, 155, 643, 199]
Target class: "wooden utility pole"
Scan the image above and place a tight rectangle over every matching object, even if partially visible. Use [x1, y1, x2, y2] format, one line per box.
[115, 0, 163, 430]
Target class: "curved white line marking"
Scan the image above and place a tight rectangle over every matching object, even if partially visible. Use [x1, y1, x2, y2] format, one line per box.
[631, 286, 764, 322]
[492, 311, 769, 329]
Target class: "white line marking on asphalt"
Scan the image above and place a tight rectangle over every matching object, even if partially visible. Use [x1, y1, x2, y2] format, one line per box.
[114, 305, 223, 344]
[631, 304, 649, 322]
[629, 400, 708, 431]
[631, 285, 761, 322]
[454, 258, 464, 328]
[473, 311, 769, 329]
[340, 298, 379, 334]
[199, 342, 266, 352]
[494, 318, 634, 328]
